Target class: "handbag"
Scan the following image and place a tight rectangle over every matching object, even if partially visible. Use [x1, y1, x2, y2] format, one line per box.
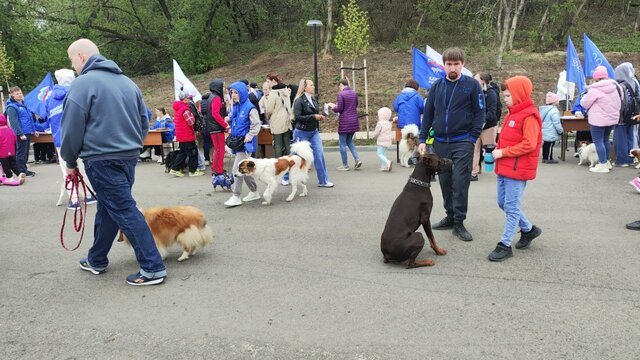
[225, 135, 245, 151]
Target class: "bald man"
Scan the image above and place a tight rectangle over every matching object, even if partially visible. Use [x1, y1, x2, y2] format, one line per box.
[60, 39, 167, 286]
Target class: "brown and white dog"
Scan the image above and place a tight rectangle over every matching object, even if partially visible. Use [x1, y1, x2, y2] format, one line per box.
[118, 206, 213, 262]
[630, 149, 640, 169]
[399, 124, 420, 167]
[236, 141, 314, 205]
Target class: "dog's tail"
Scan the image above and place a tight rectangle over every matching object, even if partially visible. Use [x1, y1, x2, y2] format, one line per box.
[177, 224, 213, 251]
[401, 124, 419, 139]
[290, 141, 314, 168]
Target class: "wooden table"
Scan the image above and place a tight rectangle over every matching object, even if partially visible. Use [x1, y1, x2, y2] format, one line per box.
[560, 116, 589, 161]
[31, 132, 53, 144]
[256, 127, 275, 158]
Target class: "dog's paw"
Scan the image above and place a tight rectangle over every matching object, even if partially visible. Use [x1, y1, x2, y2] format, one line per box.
[261, 201, 272, 205]
[286, 195, 294, 202]
[299, 192, 307, 197]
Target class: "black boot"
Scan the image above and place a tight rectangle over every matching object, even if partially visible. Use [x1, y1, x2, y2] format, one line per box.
[488, 242, 513, 262]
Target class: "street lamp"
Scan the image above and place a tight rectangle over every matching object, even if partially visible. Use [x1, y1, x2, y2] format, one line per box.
[306, 20, 323, 96]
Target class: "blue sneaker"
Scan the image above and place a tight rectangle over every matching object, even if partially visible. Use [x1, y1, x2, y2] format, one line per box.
[86, 196, 97, 205]
[67, 201, 79, 210]
[126, 272, 165, 286]
[79, 258, 106, 275]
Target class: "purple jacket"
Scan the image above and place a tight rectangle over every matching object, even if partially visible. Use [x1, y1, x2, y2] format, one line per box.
[333, 86, 359, 133]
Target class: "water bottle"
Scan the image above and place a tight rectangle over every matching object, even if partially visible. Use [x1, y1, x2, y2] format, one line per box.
[483, 145, 495, 172]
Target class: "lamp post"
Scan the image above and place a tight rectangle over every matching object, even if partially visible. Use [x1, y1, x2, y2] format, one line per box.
[306, 20, 323, 96]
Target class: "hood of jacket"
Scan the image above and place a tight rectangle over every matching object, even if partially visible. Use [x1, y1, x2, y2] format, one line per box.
[0, 114, 6, 126]
[589, 78, 619, 94]
[51, 84, 70, 100]
[209, 78, 224, 97]
[229, 81, 249, 104]
[615, 62, 635, 84]
[81, 54, 123, 76]
[504, 76, 533, 106]
[397, 88, 419, 102]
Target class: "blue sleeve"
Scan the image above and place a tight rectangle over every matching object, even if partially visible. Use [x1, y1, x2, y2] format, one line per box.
[5, 107, 22, 136]
[551, 108, 563, 134]
[470, 80, 486, 139]
[418, 95, 425, 115]
[419, 90, 436, 143]
[393, 96, 400, 112]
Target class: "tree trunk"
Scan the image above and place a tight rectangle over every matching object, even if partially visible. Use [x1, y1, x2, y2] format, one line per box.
[556, 0, 587, 45]
[412, 0, 429, 47]
[635, 3, 640, 31]
[536, 0, 553, 51]
[322, 0, 333, 56]
[496, 0, 512, 68]
[496, 0, 503, 40]
[508, 0, 526, 51]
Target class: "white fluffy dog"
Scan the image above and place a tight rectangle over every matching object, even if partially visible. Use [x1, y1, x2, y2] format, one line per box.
[236, 141, 314, 205]
[399, 124, 420, 167]
[577, 143, 599, 167]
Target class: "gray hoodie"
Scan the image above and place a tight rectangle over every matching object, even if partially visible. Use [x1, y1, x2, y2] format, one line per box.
[60, 54, 148, 168]
[614, 62, 640, 93]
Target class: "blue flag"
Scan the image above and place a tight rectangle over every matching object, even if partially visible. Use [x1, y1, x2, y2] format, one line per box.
[566, 36, 586, 95]
[412, 48, 445, 89]
[583, 33, 615, 79]
[24, 72, 54, 119]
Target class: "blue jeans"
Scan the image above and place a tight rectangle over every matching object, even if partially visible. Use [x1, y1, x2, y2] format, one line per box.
[339, 132, 359, 166]
[376, 145, 389, 168]
[293, 128, 330, 185]
[15, 134, 31, 173]
[497, 175, 532, 247]
[84, 158, 166, 278]
[590, 125, 612, 164]
[613, 124, 635, 165]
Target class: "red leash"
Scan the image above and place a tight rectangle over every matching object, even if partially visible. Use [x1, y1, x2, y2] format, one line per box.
[60, 168, 96, 251]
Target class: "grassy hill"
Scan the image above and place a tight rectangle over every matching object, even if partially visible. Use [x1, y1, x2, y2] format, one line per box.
[135, 47, 640, 133]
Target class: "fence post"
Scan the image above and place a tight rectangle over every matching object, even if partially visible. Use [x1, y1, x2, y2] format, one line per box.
[340, 61, 344, 80]
[364, 58, 369, 139]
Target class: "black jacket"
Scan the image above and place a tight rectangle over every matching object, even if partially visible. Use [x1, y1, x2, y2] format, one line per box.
[293, 94, 320, 131]
[202, 79, 228, 134]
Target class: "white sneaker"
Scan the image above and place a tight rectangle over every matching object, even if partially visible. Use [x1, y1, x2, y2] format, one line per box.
[281, 179, 290, 186]
[242, 191, 261, 202]
[139, 149, 151, 158]
[157, 158, 163, 163]
[336, 165, 350, 171]
[606, 160, 613, 170]
[589, 163, 610, 173]
[224, 195, 242, 207]
[318, 181, 334, 188]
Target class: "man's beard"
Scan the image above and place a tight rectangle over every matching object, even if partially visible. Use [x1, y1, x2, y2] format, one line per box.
[447, 72, 459, 80]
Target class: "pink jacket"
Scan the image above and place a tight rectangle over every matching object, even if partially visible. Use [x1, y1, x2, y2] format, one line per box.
[373, 120, 394, 147]
[0, 114, 17, 158]
[580, 79, 621, 127]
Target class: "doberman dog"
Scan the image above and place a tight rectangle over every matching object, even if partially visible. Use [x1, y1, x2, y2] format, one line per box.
[380, 152, 453, 268]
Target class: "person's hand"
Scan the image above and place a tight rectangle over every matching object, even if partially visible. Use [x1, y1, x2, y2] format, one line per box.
[224, 116, 230, 124]
[244, 134, 252, 143]
[418, 143, 426, 154]
[20, 135, 26, 140]
[225, 126, 230, 133]
[327, 103, 336, 109]
[392, 116, 398, 123]
[315, 114, 325, 121]
[492, 149, 504, 159]
[65, 167, 77, 176]
[34, 132, 40, 137]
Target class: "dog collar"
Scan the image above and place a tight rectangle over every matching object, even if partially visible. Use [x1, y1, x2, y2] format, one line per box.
[408, 177, 430, 188]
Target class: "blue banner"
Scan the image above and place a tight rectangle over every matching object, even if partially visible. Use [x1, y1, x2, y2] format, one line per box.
[566, 36, 586, 94]
[24, 72, 54, 119]
[412, 48, 445, 89]
[583, 33, 615, 79]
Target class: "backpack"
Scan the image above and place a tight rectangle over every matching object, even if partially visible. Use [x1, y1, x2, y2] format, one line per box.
[617, 80, 640, 125]
[488, 84, 503, 122]
[188, 101, 205, 132]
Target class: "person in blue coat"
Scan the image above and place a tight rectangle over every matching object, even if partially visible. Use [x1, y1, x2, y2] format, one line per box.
[539, 92, 563, 164]
[5, 87, 35, 176]
[393, 79, 425, 129]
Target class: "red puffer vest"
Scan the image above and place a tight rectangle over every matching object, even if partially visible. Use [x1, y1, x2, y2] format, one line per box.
[495, 99, 542, 181]
[173, 100, 196, 142]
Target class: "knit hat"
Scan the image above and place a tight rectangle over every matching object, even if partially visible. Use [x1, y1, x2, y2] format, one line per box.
[178, 90, 191, 100]
[545, 92, 560, 105]
[592, 66, 609, 80]
[54, 69, 75, 86]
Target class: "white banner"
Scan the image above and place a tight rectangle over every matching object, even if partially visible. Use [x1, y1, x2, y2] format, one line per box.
[426, 45, 473, 77]
[173, 59, 202, 102]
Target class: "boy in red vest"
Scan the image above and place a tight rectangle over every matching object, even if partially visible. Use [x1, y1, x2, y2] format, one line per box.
[488, 75, 543, 262]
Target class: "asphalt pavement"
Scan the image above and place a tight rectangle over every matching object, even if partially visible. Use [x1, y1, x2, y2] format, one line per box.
[1, 147, 639, 359]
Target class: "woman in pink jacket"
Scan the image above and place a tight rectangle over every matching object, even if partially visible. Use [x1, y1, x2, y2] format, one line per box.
[0, 114, 26, 185]
[580, 66, 621, 173]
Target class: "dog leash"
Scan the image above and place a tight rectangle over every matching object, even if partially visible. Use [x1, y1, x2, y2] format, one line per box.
[60, 168, 97, 251]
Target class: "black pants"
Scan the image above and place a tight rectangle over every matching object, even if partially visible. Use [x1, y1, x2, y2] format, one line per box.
[33, 143, 55, 161]
[0, 156, 20, 177]
[542, 141, 555, 160]
[575, 131, 592, 152]
[171, 141, 198, 172]
[433, 140, 474, 223]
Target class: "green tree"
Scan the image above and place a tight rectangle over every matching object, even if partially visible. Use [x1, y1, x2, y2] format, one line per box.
[0, 38, 15, 90]
[334, 0, 370, 62]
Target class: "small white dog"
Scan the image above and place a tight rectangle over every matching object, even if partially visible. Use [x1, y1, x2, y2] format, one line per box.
[236, 141, 314, 205]
[399, 124, 420, 167]
[577, 143, 598, 167]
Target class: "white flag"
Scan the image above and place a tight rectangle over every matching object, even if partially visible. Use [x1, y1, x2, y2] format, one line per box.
[173, 59, 202, 102]
[426, 45, 473, 77]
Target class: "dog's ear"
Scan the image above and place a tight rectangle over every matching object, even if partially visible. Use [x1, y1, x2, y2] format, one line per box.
[247, 161, 255, 169]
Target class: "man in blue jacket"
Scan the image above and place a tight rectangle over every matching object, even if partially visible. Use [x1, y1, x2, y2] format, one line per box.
[5, 87, 36, 176]
[418, 47, 485, 242]
[60, 38, 166, 286]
